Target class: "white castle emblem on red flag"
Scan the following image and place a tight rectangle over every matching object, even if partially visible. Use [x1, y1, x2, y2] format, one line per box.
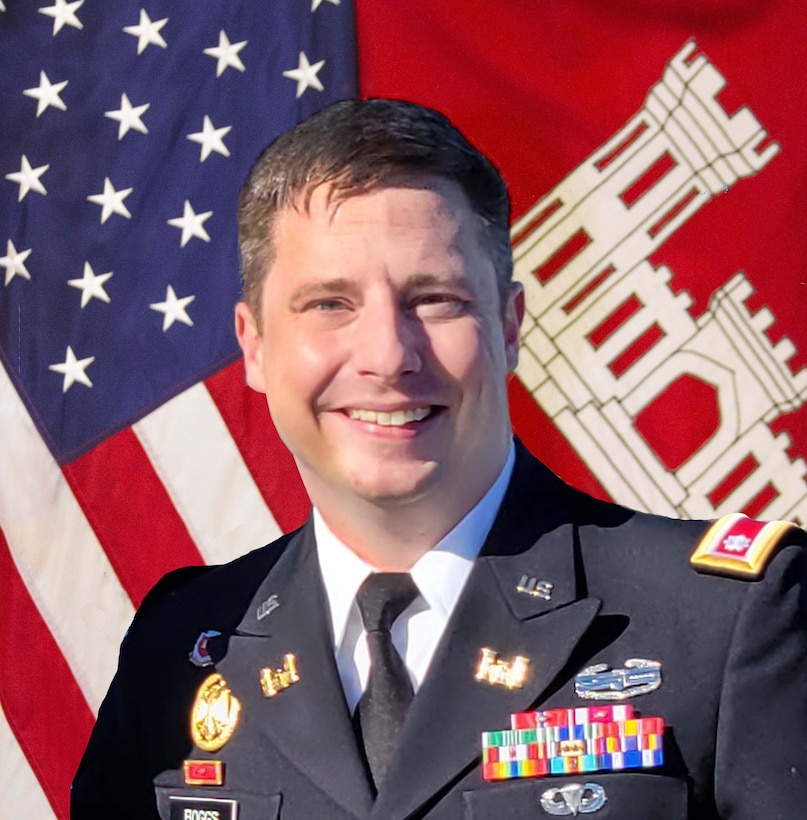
[513, 40, 806, 524]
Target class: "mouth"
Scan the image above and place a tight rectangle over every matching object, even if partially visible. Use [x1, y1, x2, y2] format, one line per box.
[344, 406, 439, 427]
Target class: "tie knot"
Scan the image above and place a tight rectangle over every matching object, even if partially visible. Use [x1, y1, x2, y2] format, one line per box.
[356, 572, 418, 633]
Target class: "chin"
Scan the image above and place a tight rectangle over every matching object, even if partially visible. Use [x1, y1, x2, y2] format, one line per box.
[346, 459, 440, 506]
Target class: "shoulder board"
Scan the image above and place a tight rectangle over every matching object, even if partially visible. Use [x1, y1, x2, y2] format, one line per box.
[690, 513, 799, 579]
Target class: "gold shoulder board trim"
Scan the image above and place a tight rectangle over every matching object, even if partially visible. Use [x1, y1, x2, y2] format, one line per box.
[690, 513, 798, 579]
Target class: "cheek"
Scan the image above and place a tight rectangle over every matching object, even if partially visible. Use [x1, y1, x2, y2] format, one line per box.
[263, 329, 344, 411]
[429, 322, 504, 383]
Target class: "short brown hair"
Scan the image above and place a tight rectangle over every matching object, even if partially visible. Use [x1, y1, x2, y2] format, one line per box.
[237, 98, 513, 321]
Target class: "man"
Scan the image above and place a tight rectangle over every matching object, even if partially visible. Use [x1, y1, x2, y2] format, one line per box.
[72, 99, 807, 819]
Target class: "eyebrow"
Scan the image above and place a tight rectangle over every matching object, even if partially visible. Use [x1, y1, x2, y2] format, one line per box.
[288, 278, 358, 307]
[404, 271, 473, 295]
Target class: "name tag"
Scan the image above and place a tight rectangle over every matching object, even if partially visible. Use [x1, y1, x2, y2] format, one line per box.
[169, 795, 238, 820]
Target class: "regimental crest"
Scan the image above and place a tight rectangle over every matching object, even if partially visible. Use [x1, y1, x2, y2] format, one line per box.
[188, 629, 222, 668]
[190, 673, 241, 752]
[475, 647, 530, 689]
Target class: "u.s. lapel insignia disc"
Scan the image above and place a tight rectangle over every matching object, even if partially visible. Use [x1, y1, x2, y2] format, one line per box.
[516, 575, 554, 601]
[190, 673, 241, 752]
[259, 653, 300, 697]
[575, 659, 662, 701]
[475, 647, 530, 689]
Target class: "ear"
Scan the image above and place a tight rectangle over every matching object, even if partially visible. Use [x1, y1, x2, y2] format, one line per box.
[234, 301, 267, 394]
[503, 282, 525, 373]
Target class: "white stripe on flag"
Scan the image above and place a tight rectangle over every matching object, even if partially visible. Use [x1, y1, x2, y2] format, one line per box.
[0, 368, 135, 713]
[1, 698, 58, 819]
[133, 381, 282, 566]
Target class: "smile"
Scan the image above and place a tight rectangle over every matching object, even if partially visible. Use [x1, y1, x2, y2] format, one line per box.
[346, 407, 433, 426]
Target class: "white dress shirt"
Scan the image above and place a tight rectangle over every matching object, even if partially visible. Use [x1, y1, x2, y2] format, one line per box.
[315, 442, 515, 712]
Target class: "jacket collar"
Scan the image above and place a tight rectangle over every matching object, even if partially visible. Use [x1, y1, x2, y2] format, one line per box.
[219, 443, 602, 819]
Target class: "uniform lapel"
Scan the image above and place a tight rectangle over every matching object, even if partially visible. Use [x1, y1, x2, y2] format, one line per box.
[372, 447, 602, 820]
[215, 523, 374, 818]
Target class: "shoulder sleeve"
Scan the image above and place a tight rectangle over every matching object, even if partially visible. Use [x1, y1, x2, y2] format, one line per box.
[690, 513, 806, 579]
[714, 536, 807, 816]
[71, 566, 209, 818]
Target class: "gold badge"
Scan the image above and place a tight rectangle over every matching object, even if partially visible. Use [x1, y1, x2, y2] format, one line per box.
[475, 647, 530, 689]
[190, 673, 241, 752]
[259, 653, 300, 697]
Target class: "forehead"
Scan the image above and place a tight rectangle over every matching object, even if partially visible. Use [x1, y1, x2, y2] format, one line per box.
[273, 175, 481, 255]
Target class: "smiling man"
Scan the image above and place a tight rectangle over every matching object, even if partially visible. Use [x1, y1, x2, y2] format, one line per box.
[72, 100, 807, 820]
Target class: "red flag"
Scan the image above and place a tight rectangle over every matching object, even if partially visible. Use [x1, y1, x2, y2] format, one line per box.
[355, 0, 807, 522]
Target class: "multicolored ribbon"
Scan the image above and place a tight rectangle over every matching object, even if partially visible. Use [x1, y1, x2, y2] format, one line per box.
[482, 705, 664, 781]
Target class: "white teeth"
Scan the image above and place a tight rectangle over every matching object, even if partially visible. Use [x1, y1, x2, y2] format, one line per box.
[347, 407, 431, 426]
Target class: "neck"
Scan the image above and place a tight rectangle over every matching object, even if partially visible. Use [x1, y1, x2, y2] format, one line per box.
[304, 447, 513, 571]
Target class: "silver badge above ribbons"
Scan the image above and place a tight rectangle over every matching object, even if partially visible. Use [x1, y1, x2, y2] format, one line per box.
[541, 783, 607, 816]
[575, 658, 661, 701]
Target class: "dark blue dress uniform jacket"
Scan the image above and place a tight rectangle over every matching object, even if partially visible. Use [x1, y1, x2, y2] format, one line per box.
[70, 442, 807, 819]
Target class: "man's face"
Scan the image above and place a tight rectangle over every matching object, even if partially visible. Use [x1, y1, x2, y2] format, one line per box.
[235, 176, 523, 515]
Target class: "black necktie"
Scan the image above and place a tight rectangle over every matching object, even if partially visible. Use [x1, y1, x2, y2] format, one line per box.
[354, 572, 419, 792]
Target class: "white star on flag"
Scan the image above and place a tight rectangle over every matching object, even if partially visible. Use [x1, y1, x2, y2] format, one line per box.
[150, 285, 195, 331]
[167, 200, 212, 246]
[38, 0, 84, 35]
[0, 240, 32, 286]
[49, 346, 95, 392]
[23, 71, 68, 117]
[203, 31, 247, 77]
[282, 51, 325, 99]
[187, 116, 232, 162]
[68, 262, 113, 307]
[311, 0, 340, 10]
[0, 1, 6, 11]
[5, 155, 49, 201]
[104, 93, 150, 140]
[123, 9, 168, 54]
[87, 178, 133, 224]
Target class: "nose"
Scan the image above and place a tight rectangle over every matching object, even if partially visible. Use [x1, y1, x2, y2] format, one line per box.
[352, 294, 422, 381]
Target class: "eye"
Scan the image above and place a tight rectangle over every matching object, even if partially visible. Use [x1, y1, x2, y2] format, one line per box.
[411, 293, 468, 318]
[307, 298, 349, 312]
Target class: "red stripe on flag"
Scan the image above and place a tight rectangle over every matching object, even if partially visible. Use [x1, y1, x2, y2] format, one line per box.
[608, 323, 665, 378]
[0, 526, 96, 820]
[511, 198, 563, 247]
[206, 362, 311, 534]
[63, 429, 205, 607]
[708, 455, 759, 509]
[648, 186, 699, 238]
[533, 229, 591, 284]
[619, 151, 677, 208]
[742, 483, 778, 520]
[595, 122, 650, 172]
[562, 265, 616, 314]
[509, 376, 611, 502]
[587, 295, 643, 349]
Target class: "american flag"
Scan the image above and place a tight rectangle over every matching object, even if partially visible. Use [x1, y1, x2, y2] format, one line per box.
[0, 2, 354, 816]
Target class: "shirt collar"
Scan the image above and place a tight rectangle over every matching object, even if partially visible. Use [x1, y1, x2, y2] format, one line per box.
[315, 441, 516, 650]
